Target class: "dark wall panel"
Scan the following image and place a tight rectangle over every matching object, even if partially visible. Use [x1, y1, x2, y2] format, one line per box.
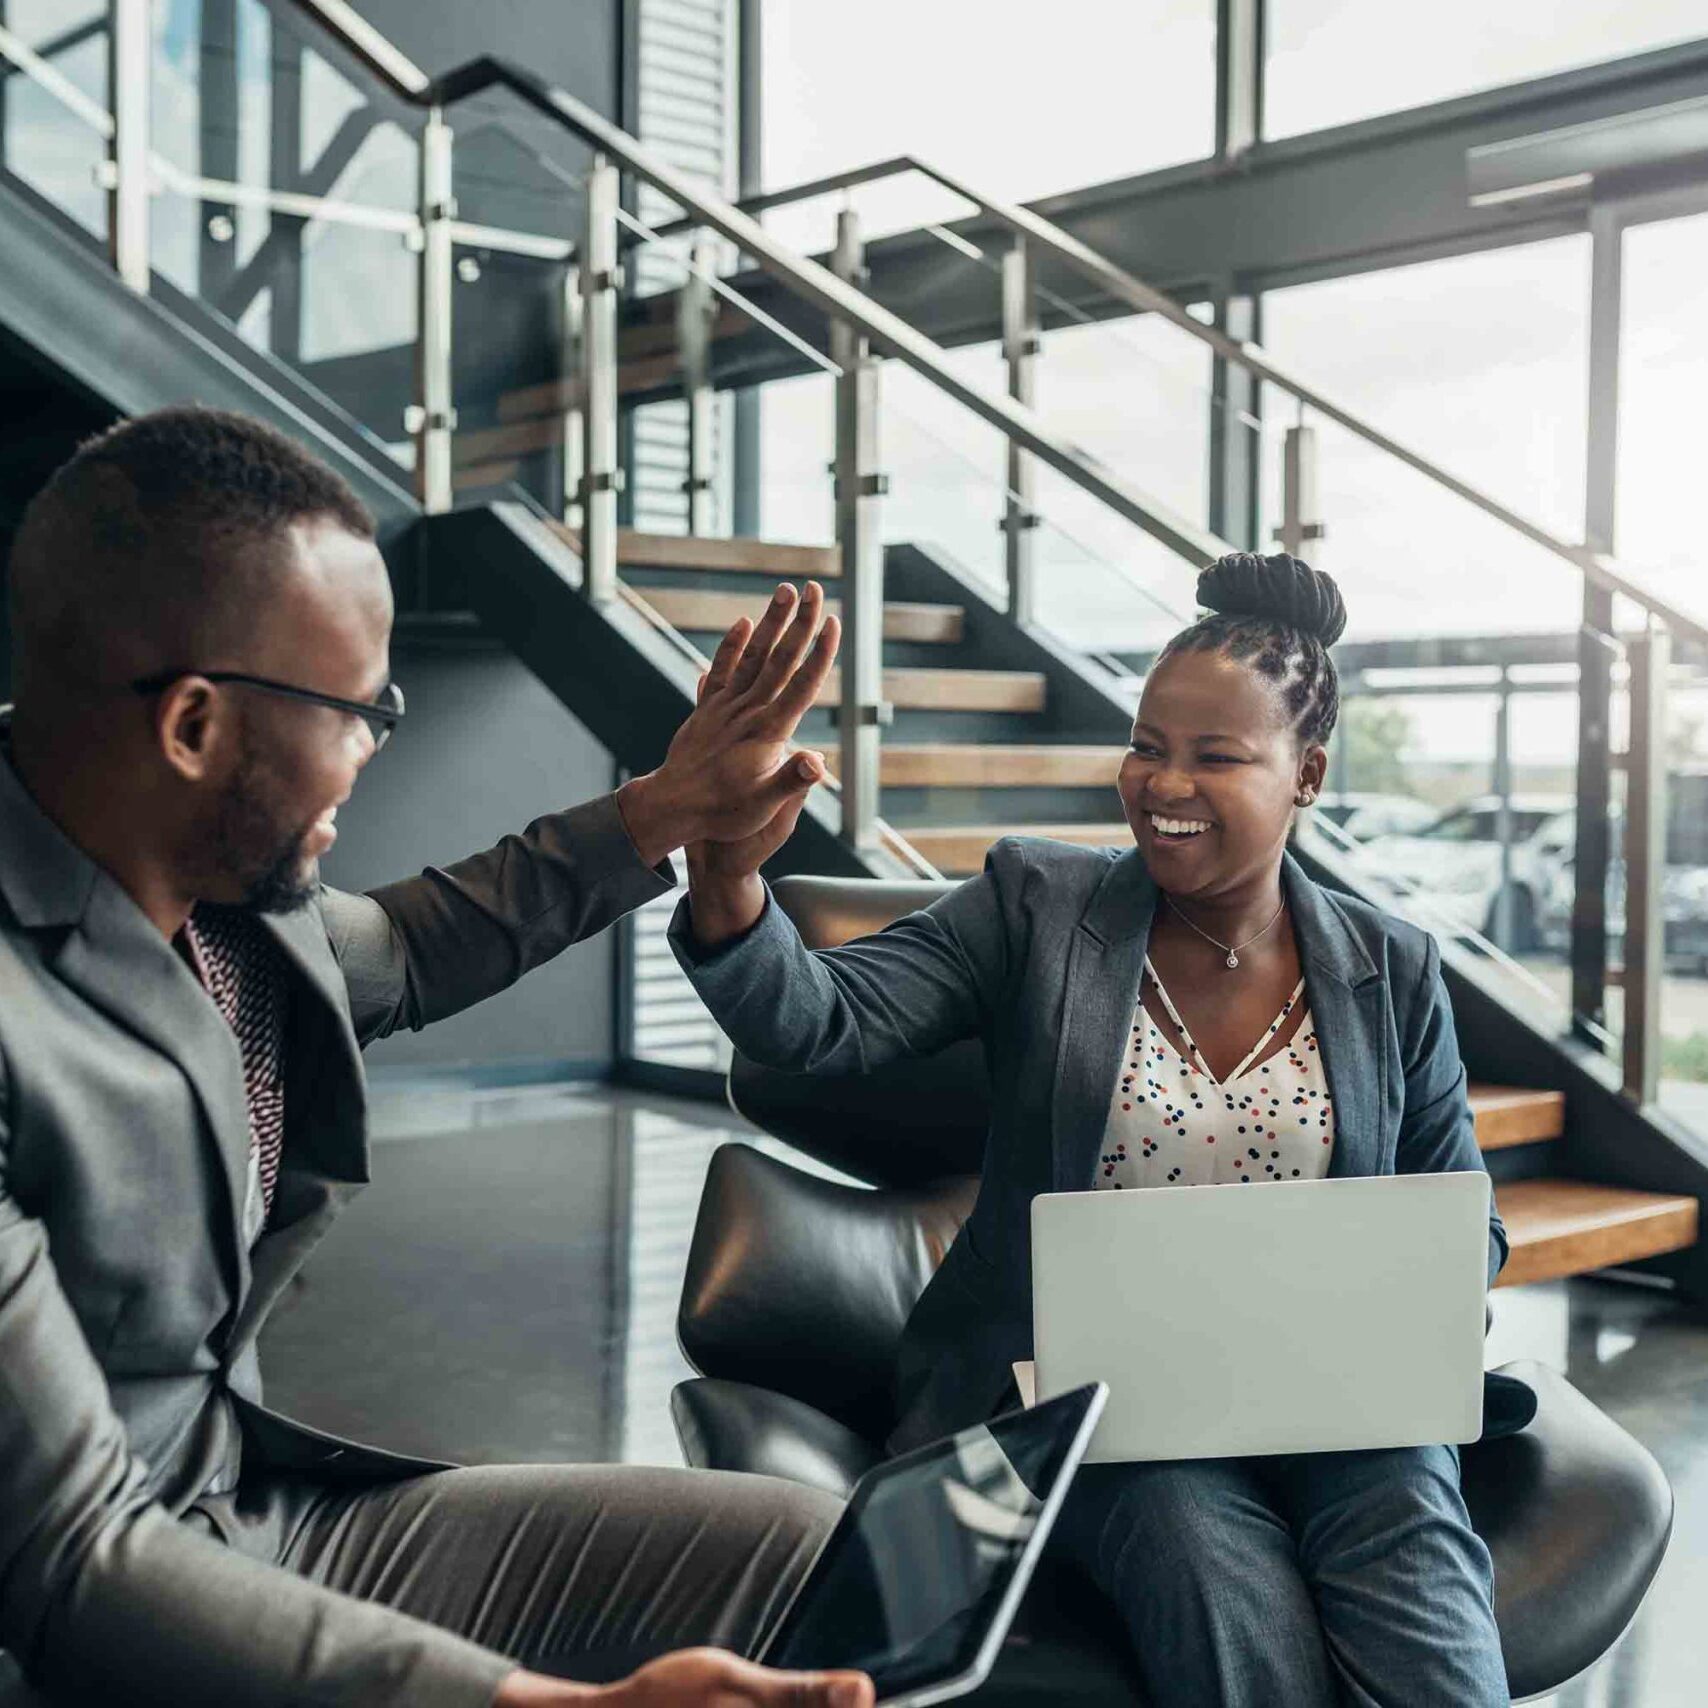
[320, 641, 623, 1075]
[347, 0, 621, 106]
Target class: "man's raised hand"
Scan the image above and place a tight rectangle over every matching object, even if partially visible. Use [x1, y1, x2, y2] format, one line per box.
[616, 583, 840, 870]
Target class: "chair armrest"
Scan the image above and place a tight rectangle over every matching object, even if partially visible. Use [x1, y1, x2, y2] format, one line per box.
[1464, 1359, 1673, 1700]
[670, 1378, 882, 1499]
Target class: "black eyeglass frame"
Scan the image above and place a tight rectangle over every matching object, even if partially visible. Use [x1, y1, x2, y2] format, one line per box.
[130, 670, 406, 750]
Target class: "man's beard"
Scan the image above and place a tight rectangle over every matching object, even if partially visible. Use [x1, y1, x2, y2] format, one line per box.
[210, 745, 321, 914]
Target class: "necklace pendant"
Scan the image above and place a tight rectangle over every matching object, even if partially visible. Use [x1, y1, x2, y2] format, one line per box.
[1226, 951, 1240, 969]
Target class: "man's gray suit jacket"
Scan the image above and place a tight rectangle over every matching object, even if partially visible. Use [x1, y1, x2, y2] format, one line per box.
[0, 743, 673, 1707]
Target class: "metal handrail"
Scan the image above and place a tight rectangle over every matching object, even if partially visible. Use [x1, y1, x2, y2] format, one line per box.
[690, 150, 1708, 650]
[284, 1, 1236, 572]
[426, 58, 1227, 572]
[287, 1, 1708, 651]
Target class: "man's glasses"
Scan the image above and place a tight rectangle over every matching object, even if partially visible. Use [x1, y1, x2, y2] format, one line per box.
[130, 670, 406, 752]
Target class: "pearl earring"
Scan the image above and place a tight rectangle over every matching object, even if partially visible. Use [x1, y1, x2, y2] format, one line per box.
[1295, 790, 1315, 807]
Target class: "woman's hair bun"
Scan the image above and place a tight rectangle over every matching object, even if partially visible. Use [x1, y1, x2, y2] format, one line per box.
[1195, 552, 1347, 648]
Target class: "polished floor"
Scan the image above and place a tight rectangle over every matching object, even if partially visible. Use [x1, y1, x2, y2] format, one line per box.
[258, 1078, 1708, 1707]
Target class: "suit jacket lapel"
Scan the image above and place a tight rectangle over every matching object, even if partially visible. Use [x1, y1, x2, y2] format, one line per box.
[1051, 851, 1157, 1192]
[1281, 856, 1385, 1177]
[52, 874, 255, 1293]
[259, 903, 370, 1185]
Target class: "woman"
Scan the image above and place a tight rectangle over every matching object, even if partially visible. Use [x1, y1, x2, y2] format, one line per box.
[672, 554, 1523, 1707]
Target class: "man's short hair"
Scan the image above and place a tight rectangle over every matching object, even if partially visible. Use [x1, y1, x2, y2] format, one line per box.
[6, 406, 376, 698]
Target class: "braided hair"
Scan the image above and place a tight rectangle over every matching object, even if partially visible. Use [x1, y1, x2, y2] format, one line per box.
[1156, 552, 1345, 749]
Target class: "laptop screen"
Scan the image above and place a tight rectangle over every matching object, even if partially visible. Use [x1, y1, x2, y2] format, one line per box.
[762, 1387, 1098, 1698]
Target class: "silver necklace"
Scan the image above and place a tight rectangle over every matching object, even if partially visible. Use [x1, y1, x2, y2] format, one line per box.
[1164, 894, 1286, 970]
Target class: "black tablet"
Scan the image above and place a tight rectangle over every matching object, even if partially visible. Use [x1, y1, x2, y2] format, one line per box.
[755, 1383, 1107, 1707]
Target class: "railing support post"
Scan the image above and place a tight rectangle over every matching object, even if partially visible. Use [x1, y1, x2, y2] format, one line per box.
[106, 0, 150, 293]
[560, 262, 585, 529]
[831, 208, 887, 854]
[581, 155, 622, 602]
[1623, 626, 1669, 1104]
[678, 233, 718, 536]
[1001, 236, 1039, 624]
[1491, 671, 1514, 953]
[1572, 202, 1623, 1044]
[1276, 422, 1325, 558]
[413, 105, 456, 514]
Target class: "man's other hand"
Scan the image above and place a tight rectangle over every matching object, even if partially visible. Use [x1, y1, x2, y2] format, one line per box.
[617, 583, 840, 870]
[493, 1649, 874, 1707]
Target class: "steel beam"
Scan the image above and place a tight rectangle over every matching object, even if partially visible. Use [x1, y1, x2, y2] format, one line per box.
[413, 105, 455, 514]
[678, 234, 718, 535]
[561, 262, 585, 528]
[1215, 0, 1262, 161]
[106, 0, 149, 292]
[1571, 203, 1623, 1043]
[1276, 423, 1323, 558]
[581, 156, 622, 601]
[831, 209, 886, 853]
[1209, 283, 1260, 548]
[1000, 237, 1039, 622]
[1623, 626, 1669, 1104]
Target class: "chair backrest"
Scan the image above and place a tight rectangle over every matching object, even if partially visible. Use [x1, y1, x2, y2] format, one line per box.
[727, 876, 992, 1188]
[678, 1141, 978, 1441]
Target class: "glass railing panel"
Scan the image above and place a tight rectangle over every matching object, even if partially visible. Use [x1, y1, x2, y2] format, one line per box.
[1258, 402, 1586, 643]
[881, 344, 1009, 599]
[1259, 234, 1593, 546]
[756, 371, 836, 546]
[0, 0, 110, 239]
[144, 0, 424, 462]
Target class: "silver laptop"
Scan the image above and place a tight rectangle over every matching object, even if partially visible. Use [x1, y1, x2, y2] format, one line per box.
[1030, 1173, 1490, 1464]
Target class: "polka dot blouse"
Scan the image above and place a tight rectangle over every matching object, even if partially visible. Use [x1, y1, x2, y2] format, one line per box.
[1098, 956, 1335, 1190]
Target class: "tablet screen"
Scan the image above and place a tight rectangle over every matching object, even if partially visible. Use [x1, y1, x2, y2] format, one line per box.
[762, 1388, 1096, 1699]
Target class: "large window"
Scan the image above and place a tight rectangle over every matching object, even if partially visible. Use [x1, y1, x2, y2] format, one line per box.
[1265, 1, 1707, 139]
[760, 0, 1216, 254]
[1616, 207, 1708, 624]
[1258, 236, 1591, 643]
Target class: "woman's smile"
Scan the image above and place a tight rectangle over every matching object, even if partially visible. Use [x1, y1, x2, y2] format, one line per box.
[1143, 811, 1217, 847]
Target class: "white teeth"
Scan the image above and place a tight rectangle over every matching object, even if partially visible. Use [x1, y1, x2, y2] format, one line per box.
[1150, 814, 1211, 837]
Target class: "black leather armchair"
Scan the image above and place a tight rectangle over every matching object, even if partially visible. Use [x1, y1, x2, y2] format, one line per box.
[671, 877, 1674, 1704]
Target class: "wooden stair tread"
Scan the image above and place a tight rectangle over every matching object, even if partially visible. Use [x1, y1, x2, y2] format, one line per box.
[631, 586, 964, 644]
[552, 523, 840, 579]
[1494, 1178, 1698, 1287]
[839, 744, 1125, 787]
[1466, 1085, 1565, 1150]
[816, 668, 1047, 713]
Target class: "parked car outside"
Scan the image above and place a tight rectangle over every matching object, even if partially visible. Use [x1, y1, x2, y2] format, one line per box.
[1536, 770, 1708, 970]
[1310, 792, 1440, 844]
[1359, 794, 1574, 950]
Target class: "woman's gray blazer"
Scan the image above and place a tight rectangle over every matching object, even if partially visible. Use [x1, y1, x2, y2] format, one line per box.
[671, 837, 1535, 1454]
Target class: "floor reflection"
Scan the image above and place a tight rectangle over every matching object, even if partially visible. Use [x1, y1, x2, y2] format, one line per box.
[260, 1079, 1708, 1706]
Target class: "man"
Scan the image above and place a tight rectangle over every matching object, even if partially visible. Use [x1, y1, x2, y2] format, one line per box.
[0, 407, 864, 1708]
